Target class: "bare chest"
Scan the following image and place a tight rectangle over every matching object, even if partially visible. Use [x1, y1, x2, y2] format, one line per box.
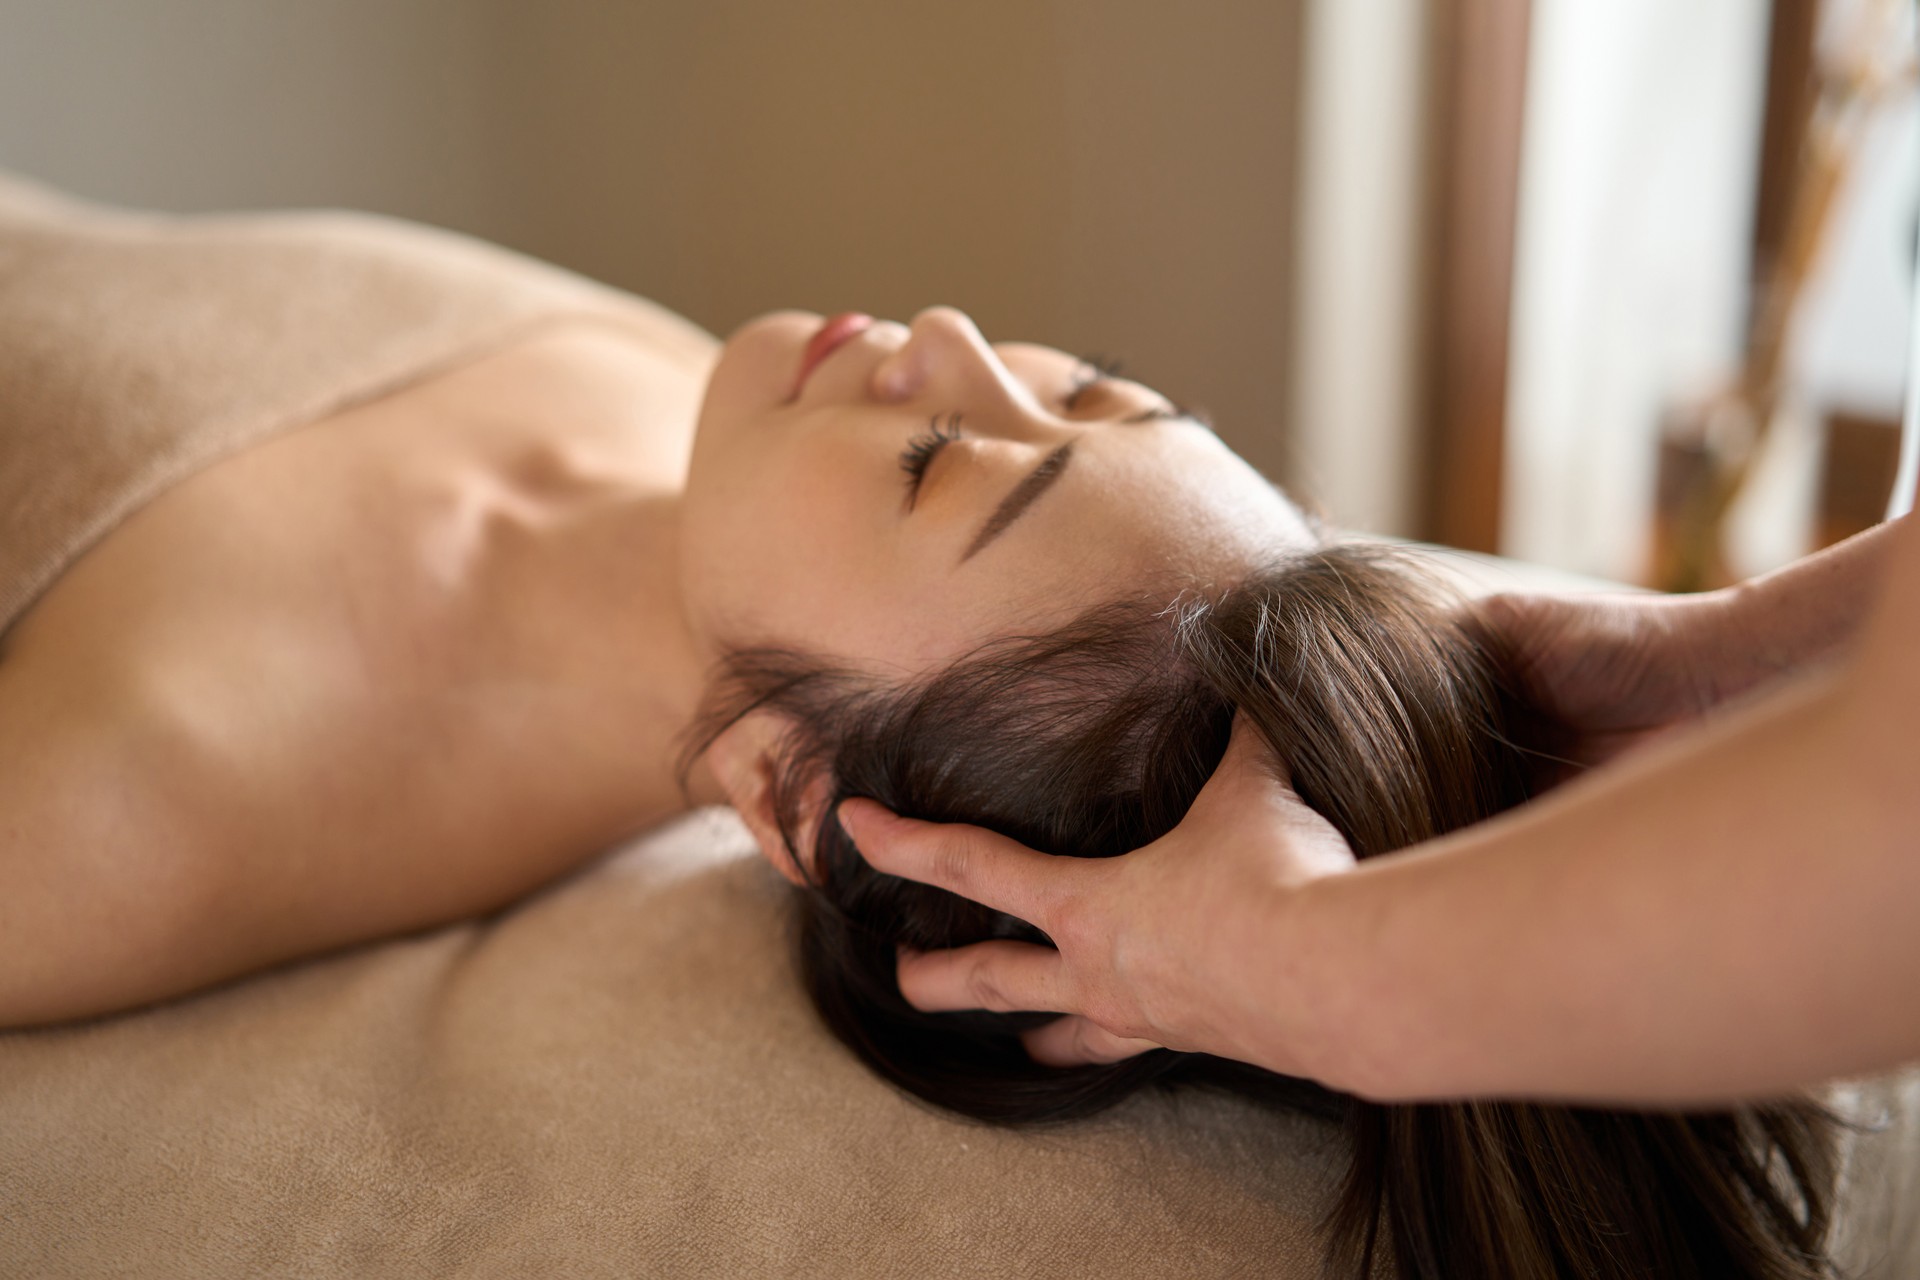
[2, 320, 714, 859]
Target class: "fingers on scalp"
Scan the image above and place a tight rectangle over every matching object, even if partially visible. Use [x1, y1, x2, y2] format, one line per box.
[897, 940, 1064, 1015]
[925, 824, 1014, 902]
[1025, 1015, 1161, 1068]
[835, 798, 896, 852]
[916, 825, 1075, 927]
[839, 802, 977, 883]
[1202, 713, 1292, 800]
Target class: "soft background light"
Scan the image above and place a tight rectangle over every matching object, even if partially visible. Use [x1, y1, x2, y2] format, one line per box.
[0, 0, 1305, 486]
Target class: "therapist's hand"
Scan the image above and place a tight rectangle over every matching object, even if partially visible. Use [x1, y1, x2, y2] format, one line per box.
[1477, 521, 1901, 780]
[1467, 588, 1748, 778]
[836, 716, 1359, 1074]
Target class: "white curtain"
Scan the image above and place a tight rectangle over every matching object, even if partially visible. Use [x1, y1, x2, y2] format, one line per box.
[1503, 0, 1772, 581]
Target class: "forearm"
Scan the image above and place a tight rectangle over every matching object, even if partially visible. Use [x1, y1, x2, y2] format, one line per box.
[1711, 517, 1904, 686]
[1288, 652, 1919, 1105]
[1292, 513, 1920, 1105]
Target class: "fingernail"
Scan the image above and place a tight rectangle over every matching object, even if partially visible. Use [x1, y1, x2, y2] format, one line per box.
[834, 799, 877, 850]
[838, 798, 897, 831]
[835, 799, 865, 834]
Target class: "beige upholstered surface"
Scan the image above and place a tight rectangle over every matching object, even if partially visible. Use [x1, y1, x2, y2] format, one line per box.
[5, 808, 1915, 1278]
[0, 810, 1350, 1278]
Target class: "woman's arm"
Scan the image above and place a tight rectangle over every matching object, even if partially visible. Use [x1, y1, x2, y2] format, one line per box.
[1473, 519, 1902, 773]
[1303, 657, 1908, 1103]
[0, 667, 220, 1027]
[846, 516, 1920, 1104]
[1307, 516, 1920, 1102]
[1718, 516, 1899, 676]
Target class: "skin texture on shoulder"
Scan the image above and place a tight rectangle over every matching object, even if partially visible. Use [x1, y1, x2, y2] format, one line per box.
[0, 320, 725, 1026]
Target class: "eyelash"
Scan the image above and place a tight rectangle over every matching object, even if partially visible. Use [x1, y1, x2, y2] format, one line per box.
[1063, 354, 1125, 410]
[898, 359, 1211, 508]
[899, 411, 964, 506]
[1063, 354, 1209, 427]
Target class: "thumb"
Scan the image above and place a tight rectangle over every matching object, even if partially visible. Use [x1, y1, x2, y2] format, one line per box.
[1190, 713, 1294, 812]
[1189, 713, 1357, 879]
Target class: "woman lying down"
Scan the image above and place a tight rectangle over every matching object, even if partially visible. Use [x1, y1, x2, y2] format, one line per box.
[0, 178, 1884, 1279]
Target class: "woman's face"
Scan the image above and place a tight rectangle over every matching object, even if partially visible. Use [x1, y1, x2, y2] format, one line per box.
[679, 307, 1314, 674]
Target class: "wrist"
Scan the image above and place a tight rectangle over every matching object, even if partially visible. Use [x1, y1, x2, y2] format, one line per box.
[1711, 522, 1894, 681]
[1250, 839, 1508, 1102]
[1713, 573, 1836, 694]
[1679, 585, 1752, 696]
[1239, 865, 1385, 1092]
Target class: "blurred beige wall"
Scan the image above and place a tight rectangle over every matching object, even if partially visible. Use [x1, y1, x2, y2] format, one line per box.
[0, 0, 1303, 480]
[0, 0, 506, 236]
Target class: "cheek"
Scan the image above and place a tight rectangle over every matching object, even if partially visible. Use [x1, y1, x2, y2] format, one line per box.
[682, 456, 895, 646]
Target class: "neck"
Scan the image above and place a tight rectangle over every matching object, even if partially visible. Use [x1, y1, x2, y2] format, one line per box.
[620, 492, 732, 812]
[519, 487, 729, 833]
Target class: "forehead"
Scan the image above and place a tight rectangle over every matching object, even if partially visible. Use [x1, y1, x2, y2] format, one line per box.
[855, 429, 1308, 674]
[969, 419, 1311, 582]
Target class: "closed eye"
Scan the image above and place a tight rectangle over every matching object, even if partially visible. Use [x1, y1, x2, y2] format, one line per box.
[900, 413, 963, 509]
[1063, 354, 1124, 411]
[1124, 402, 1214, 429]
[1066, 356, 1211, 429]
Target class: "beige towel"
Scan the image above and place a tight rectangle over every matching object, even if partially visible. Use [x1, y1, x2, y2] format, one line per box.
[0, 170, 696, 638]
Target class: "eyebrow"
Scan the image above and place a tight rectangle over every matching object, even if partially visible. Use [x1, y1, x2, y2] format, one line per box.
[960, 441, 1074, 562]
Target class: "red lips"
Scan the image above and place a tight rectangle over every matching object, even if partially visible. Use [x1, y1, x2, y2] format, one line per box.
[789, 312, 873, 399]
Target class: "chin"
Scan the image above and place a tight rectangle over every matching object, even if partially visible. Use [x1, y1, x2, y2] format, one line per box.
[724, 309, 820, 356]
[704, 310, 817, 408]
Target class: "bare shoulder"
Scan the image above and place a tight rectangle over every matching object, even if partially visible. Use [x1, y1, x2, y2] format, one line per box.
[0, 654, 231, 1026]
[0, 312, 711, 1026]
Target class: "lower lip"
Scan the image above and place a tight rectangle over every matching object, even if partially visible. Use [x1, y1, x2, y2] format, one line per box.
[789, 312, 873, 399]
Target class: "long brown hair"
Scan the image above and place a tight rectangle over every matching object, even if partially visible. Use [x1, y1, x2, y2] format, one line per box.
[688, 542, 1840, 1279]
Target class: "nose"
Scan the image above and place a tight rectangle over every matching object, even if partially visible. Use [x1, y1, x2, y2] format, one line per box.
[870, 307, 1038, 418]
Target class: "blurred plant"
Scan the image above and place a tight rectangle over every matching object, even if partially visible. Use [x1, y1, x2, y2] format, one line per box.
[1650, 0, 1917, 592]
